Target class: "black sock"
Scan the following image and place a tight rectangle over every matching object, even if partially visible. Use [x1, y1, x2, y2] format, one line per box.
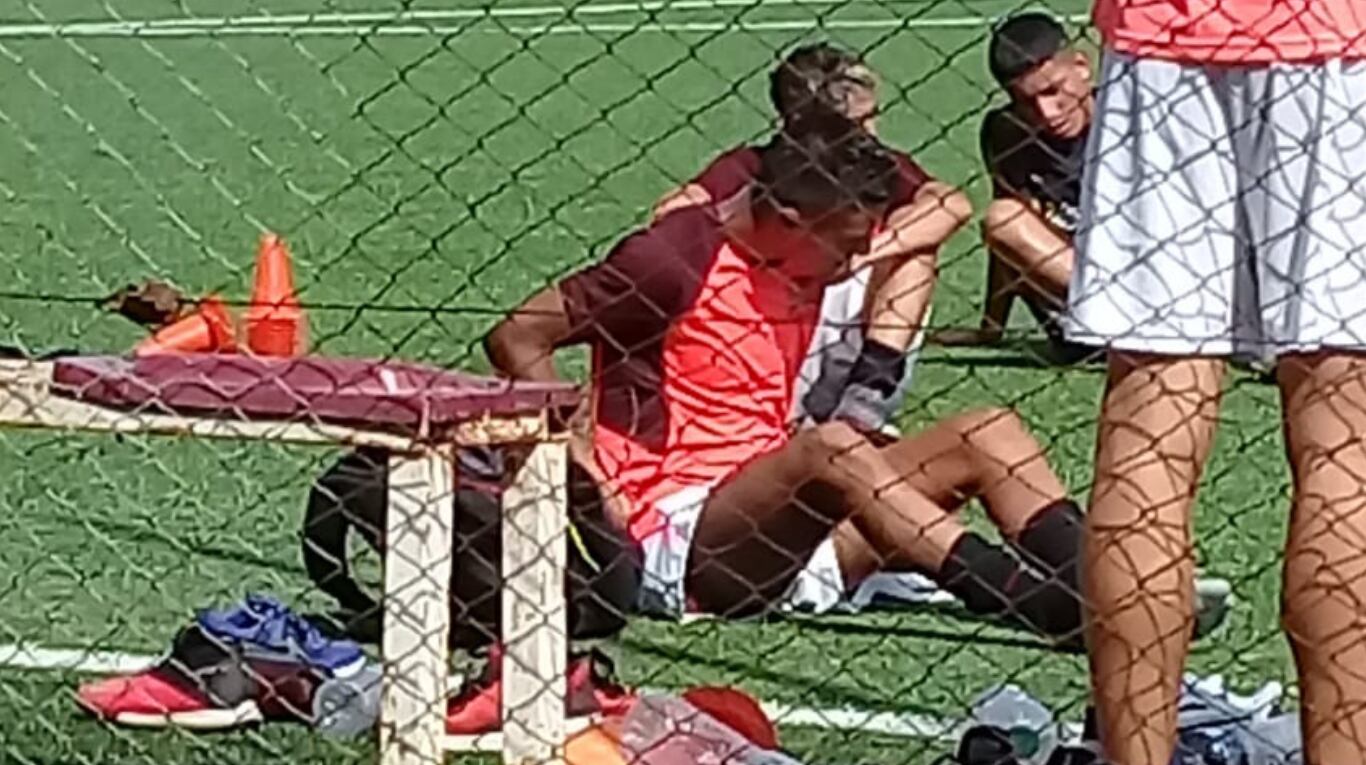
[845, 339, 906, 398]
[935, 533, 1083, 645]
[1014, 500, 1083, 591]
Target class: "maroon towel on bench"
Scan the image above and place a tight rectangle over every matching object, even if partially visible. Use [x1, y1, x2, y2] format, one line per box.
[51, 354, 579, 438]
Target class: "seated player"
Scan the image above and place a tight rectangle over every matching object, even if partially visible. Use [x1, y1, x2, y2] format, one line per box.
[931, 12, 1092, 363]
[655, 42, 973, 432]
[490, 128, 1107, 644]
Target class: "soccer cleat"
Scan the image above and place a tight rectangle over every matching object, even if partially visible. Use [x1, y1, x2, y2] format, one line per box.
[446, 646, 636, 735]
[76, 668, 262, 731]
[196, 593, 366, 677]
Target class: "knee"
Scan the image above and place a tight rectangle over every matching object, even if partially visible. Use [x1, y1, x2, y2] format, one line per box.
[793, 421, 873, 478]
[949, 406, 1024, 442]
[982, 198, 1030, 249]
[944, 406, 1033, 469]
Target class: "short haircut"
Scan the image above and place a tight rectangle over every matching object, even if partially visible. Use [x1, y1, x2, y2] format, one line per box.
[755, 127, 898, 216]
[988, 12, 1068, 87]
[769, 42, 877, 122]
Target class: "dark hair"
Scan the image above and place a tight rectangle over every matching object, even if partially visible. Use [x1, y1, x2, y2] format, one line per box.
[769, 42, 877, 122]
[988, 12, 1068, 87]
[755, 127, 898, 216]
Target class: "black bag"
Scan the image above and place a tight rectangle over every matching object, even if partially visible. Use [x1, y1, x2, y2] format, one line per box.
[301, 447, 641, 649]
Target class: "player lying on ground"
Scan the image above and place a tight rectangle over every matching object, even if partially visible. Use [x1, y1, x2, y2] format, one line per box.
[1068, 0, 1366, 762]
[485, 126, 1225, 645]
[931, 12, 1091, 364]
[656, 42, 972, 432]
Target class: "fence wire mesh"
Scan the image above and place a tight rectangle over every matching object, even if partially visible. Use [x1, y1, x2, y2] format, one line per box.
[0, 0, 1349, 764]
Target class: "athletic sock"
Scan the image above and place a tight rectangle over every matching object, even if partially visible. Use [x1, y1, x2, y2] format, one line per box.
[845, 339, 905, 397]
[935, 532, 1083, 646]
[1013, 500, 1083, 591]
[831, 340, 906, 432]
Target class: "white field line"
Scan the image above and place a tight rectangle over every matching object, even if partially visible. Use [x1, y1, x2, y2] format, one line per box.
[0, 642, 1084, 741]
[0, 0, 1032, 30]
[0, 0, 1091, 39]
[0, 14, 1089, 38]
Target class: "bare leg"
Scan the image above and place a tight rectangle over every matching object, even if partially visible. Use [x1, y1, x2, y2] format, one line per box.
[876, 407, 1069, 538]
[1086, 353, 1224, 765]
[687, 422, 967, 615]
[982, 198, 1074, 307]
[933, 201, 1074, 348]
[831, 408, 1070, 585]
[1279, 352, 1366, 764]
[864, 249, 937, 353]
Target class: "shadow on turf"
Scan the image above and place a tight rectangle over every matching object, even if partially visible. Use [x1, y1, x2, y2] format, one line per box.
[921, 339, 1106, 371]
[780, 612, 1068, 654]
[922, 341, 1278, 384]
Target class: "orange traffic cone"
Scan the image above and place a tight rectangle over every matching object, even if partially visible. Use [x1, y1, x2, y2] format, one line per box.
[133, 295, 237, 356]
[245, 232, 307, 356]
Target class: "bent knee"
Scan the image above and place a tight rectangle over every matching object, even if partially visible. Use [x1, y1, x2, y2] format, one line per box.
[982, 199, 1031, 244]
[791, 421, 872, 473]
[946, 406, 1024, 440]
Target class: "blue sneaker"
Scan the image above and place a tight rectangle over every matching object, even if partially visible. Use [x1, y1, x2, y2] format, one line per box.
[197, 594, 366, 678]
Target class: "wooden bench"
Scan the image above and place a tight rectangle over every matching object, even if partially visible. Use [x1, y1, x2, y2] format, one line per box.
[0, 353, 581, 765]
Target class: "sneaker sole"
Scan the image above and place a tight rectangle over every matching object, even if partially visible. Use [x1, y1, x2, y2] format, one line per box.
[81, 699, 263, 730]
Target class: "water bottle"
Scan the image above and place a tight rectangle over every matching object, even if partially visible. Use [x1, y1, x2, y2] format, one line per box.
[313, 661, 382, 738]
[969, 685, 1058, 765]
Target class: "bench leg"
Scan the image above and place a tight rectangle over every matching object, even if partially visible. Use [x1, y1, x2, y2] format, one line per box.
[380, 449, 455, 765]
[502, 440, 568, 765]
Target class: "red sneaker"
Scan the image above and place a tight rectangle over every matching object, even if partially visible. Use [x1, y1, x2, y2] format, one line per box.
[446, 647, 636, 734]
[76, 669, 262, 730]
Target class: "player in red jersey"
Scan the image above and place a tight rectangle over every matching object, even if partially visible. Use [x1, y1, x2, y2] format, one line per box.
[654, 43, 972, 434]
[488, 128, 1096, 643]
[1071, 1, 1366, 762]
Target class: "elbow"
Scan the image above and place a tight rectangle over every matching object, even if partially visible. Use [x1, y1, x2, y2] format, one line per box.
[483, 320, 518, 377]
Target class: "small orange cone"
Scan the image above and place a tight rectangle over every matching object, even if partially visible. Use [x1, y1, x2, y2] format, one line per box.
[245, 231, 307, 356]
[133, 295, 237, 356]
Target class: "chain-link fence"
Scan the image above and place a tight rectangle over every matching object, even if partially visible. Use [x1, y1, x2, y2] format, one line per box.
[0, 0, 1345, 763]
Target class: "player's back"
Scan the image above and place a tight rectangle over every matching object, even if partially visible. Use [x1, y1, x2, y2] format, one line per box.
[564, 208, 823, 539]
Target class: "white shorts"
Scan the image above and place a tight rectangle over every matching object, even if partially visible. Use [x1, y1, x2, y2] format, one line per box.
[634, 484, 847, 617]
[1066, 52, 1366, 357]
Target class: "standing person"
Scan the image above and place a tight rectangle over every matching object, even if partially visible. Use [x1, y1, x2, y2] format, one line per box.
[1066, 1, 1366, 763]
[656, 42, 972, 433]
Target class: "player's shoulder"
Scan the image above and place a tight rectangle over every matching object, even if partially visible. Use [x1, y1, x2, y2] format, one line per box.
[623, 206, 726, 269]
[694, 144, 763, 199]
[980, 105, 1021, 146]
[704, 144, 762, 174]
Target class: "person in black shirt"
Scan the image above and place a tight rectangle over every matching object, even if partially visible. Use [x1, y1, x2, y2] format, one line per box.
[936, 13, 1092, 361]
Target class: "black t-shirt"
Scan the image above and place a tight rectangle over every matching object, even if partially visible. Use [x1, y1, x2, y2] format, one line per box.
[980, 106, 1086, 235]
